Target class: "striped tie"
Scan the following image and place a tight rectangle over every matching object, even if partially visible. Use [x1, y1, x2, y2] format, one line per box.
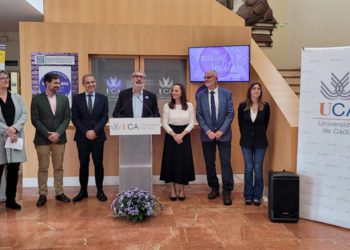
[210, 91, 216, 130]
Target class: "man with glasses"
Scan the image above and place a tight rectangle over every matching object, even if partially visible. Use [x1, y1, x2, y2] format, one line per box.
[196, 70, 234, 206]
[112, 71, 160, 118]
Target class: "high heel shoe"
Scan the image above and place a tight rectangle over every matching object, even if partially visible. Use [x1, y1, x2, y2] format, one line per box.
[169, 194, 177, 201]
[179, 190, 186, 201]
[179, 195, 186, 201]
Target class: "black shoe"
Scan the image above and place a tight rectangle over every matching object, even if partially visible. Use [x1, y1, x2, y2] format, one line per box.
[72, 190, 88, 202]
[208, 189, 219, 200]
[96, 190, 107, 202]
[223, 193, 232, 206]
[245, 200, 253, 205]
[169, 196, 177, 201]
[253, 199, 261, 206]
[36, 195, 47, 207]
[179, 196, 186, 201]
[6, 199, 22, 210]
[55, 193, 71, 203]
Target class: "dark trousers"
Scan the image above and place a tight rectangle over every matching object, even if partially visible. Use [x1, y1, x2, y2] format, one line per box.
[0, 163, 20, 200]
[76, 141, 105, 191]
[202, 141, 234, 194]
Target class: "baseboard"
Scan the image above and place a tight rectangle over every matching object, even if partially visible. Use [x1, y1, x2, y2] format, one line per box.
[22, 174, 244, 187]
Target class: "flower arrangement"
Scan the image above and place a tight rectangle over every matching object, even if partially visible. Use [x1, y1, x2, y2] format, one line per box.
[111, 187, 163, 222]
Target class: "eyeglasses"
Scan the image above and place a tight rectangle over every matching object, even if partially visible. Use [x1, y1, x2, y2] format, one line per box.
[0, 76, 9, 81]
[133, 75, 145, 79]
[204, 76, 214, 80]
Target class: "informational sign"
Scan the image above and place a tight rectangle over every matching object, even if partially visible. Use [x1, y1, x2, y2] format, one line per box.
[0, 44, 6, 70]
[297, 46, 350, 229]
[31, 52, 78, 107]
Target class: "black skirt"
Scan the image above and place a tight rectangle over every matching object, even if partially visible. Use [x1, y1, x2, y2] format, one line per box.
[160, 125, 195, 185]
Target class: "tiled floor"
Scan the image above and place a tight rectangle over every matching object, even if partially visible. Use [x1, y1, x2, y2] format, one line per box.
[1, 184, 349, 249]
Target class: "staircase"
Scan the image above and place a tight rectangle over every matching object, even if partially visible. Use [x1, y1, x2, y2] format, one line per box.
[278, 69, 301, 96]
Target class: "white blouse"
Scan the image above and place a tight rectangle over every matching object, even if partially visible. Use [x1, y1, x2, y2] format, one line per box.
[162, 102, 195, 134]
[250, 107, 258, 122]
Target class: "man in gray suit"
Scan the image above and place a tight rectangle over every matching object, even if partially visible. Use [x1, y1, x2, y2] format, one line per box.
[196, 70, 234, 206]
[31, 72, 71, 207]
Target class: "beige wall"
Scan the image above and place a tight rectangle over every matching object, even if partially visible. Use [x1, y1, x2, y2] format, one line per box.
[20, 0, 299, 182]
[259, 0, 350, 69]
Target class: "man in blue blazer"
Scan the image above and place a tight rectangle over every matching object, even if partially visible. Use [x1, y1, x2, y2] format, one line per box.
[196, 70, 234, 205]
[71, 74, 109, 202]
[112, 71, 160, 118]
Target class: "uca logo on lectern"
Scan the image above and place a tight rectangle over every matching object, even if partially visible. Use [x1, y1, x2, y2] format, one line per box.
[320, 72, 350, 117]
[159, 76, 174, 97]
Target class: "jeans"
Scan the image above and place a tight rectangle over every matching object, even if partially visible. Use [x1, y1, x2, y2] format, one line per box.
[241, 146, 267, 201]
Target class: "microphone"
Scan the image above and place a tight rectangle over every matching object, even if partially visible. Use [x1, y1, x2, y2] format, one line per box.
[136, 95, 154, 117]
[113, 95, 132, 118]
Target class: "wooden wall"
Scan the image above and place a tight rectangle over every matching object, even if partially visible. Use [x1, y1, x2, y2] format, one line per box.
[19, 0, 298, 181]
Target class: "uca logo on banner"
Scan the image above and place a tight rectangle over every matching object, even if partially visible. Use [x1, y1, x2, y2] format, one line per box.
[106, 76, 122, 95]
[320, 72, 350, 117]
[158, 76, 173, 98]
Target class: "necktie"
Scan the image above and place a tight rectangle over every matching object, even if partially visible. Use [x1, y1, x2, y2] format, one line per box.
[88, 94, 93, 114]
[210, 91, 216, 130]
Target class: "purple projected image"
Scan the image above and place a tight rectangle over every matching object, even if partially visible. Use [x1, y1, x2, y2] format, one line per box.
[189, 45, 250, 82]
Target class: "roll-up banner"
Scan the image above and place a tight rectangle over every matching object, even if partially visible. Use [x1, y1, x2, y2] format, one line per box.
[297, 46, 350, 229]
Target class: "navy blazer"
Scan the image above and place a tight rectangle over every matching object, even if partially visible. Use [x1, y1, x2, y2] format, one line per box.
[238, 102, 270, 148]
[71, 92, 109, 142]
[112, 88, 160, 118]
[196, 87, 234, 142]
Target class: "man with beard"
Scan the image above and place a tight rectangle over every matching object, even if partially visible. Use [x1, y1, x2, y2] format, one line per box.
[196, 70, 234, 206]
[112, 71, 160, 118]
[31, 72, 71, 207]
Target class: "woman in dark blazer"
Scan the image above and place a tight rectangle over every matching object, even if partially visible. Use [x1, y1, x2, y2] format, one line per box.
[0, 71, 27, 209]
[238, 82, 270, 206]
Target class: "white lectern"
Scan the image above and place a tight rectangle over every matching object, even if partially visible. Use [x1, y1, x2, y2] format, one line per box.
[110, 118, 161, 194]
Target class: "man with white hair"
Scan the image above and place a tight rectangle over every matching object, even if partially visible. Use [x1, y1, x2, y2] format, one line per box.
[196, 70, 235, 206]
[112, 71, 160, 118]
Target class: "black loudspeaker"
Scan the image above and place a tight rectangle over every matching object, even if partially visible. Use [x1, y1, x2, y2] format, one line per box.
[268, 170, 299, 222]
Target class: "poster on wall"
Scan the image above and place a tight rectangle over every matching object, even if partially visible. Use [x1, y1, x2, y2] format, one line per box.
[0, 44, 6, 70]
[31, 52, 78, 107]
[297, 46, 350, 229]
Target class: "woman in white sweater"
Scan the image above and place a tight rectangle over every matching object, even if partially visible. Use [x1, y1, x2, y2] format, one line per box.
[160, 83, 195, 201]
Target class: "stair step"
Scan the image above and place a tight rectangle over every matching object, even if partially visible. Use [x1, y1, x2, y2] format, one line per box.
[285, 78, 300, 86]
[278, 69, 301, 78]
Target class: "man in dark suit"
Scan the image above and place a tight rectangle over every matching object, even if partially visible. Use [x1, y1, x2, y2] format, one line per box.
[112, 71, 160, 118]
[31, 72, 71, 207]
[71, 74, 109, 202]
[196, 70, 235, 206]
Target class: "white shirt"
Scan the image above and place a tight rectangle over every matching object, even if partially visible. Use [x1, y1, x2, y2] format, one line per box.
[162, 102, 195, 134]
[132, 90, 144, 118]
[250, 107, 257, 122]
[208, 87, 219, 119]
[46, 92, 57, 115]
